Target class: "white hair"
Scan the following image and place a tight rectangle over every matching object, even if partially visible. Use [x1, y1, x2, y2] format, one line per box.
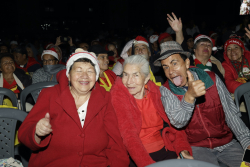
[123, 55, 150, 77]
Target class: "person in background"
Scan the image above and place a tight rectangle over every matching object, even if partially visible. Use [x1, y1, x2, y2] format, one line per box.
[111, 55, 193, 167]
[13, 46, 41, 74]
[89, 45, 117, 91]
[149, 35, 160, 56]
[18, 50, 129, 166]
[10, 41, 18, 53]
[0, 44, 9, 53]
[26, 43, 41, 64]
[32, 48, 65, 84]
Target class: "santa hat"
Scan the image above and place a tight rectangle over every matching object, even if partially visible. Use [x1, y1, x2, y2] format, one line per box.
[149, 35, 159, 43]
[120, 39, 134, 59]
[224, 37, 245, 53]
[45, 43, 54, 50]
[134, 36, 149, 47]
[66, 48, 100, 81]
[41, 48, 59, 60]
[194, 34, 217, 51]
[158, 33, 171, 44]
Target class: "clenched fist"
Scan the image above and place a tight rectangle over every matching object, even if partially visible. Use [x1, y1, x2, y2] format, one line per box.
[184, 70, 206, 104]
[35, 113, 52, 144]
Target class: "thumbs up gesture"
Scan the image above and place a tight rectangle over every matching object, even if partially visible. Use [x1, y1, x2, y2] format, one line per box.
[35, 113, 52, 137]
[184, 70, 206, 103]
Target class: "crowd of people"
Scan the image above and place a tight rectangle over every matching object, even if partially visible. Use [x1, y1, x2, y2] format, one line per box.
[0, 13, 250, 167]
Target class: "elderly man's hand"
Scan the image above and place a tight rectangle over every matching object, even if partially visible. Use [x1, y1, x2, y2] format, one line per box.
[167, 12, 182, 33]
[184, 70, 206, 104]
[35, 113, 52, 144]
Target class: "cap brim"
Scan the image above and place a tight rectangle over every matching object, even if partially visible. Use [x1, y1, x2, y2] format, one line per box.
[153, 50, 191, 67]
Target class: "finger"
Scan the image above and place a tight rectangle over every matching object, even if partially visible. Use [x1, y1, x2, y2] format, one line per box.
[187, 70, 194, 82]
[246, 33, 250, 39]
[42, 121, 51, 128]
[172, 12, 177, 20]
[39, 124, 52, 132]
[245, 27, 250, 33]
[248, 24, 250, 30]
[45, 113, 50, 122]
[179, 17, 182, 23]
[177, 156, 180, 159]
[167, 14, 174, 22]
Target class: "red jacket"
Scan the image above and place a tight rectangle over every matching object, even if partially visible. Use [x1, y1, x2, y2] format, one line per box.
[15, 57, 41, 72]
[111, 78, 192, 167]
[164, 71, 233, 149]
[222, 51, 250, 93]
[18, 69, 129, 167]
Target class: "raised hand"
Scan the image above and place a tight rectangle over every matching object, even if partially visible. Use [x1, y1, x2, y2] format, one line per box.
[55, 36, 62, 46]
[68, 36, 74, 46]
[184, 70, 206, 103]
[35, 113, 52, 144]
[245, 24, 250, 39]
[167, 12, 182, 33]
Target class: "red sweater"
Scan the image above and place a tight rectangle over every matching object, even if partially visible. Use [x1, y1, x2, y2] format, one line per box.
[111, 78, 192, 167]
[18, 69, 129, 167]
[222, 51, 250, 93]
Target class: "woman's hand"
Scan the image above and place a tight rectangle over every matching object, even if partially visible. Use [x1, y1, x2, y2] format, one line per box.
[55, 36, 62, 46]
[167, 12, 182, 33]
[68, 36, 74, 46]
[177, 150, 194, 159]
[35, 113, 52, 144]
[245, 24, 250, 39]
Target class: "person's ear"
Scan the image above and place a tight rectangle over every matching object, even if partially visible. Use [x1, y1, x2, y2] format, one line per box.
[193, 48, 196, 53]
[144, 73, 151, 84]
[185, 58, 190, 69]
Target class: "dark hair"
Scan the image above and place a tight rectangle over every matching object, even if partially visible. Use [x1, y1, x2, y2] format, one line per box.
[179, 54, 188, 62]
[193, 38, 212, 49]
[0, 44, 9, 53]
[0, 53, 14, 68]
[13, 46, 28, 59]
[69, 58, 95, 73]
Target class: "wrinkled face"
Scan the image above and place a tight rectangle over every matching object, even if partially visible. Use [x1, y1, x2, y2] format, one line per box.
[108, 44, 117, 57]
[13, 52, 26, 65]
[160, 36, 173, 44]
[68, 62, 96, 94]
[194, 41, 212, 61]
[187, 38, 194, 49]
[161, 54, 190, 87]
[26, 47, 33, 57]
[97, 53, 109, 71]
[0, 57, 15, 74]
[134, 43, 151, 58]
[122, 64, 150, 99]
[0, 46, 8, 53]
[42, 54, 58, 65]
[226, 44, 243, 62]
[79, 43, 89, 51]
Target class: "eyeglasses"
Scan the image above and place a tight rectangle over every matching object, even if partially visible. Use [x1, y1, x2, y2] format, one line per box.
[43, 59, 57, 64]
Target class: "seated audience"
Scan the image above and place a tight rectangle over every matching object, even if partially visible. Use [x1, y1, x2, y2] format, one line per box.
[32, 48, 65, 84]
[89, 45, 117, 91]
[26, 43, 41, 64]
[111, 55, 193, 167]
[18, 50, 129, 167]
[154, 41, 250, 167]
[13, 46, 41, 73]
[0, 44, 9, 53]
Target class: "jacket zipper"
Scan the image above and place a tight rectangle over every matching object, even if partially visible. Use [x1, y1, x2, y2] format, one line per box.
[197, 105, 212, 148]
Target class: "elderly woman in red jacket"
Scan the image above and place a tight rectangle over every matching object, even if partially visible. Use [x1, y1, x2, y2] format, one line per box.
[222, 35, 250, 94]
[111, 55, 193, 167]
[18, 49, 129, 167]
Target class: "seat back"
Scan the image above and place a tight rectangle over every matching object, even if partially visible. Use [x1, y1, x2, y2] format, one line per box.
[234, 82, 250, 121]
[0, 88, 18, 108]
[20, 81, 57, 111]
[146, 159, 219, 167]
[0, 108, 27, 159]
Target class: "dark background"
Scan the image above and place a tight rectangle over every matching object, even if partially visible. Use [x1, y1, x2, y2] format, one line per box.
[0, 0, 244, 37]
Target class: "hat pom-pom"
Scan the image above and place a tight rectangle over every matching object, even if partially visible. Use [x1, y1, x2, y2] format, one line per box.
[212, 46, 217, 51]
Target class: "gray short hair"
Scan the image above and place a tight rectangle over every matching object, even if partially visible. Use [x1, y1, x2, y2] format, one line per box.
[123, 55, 150, 76]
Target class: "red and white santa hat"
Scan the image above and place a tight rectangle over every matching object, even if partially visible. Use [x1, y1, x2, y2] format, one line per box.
[41, 48, 59, 60]
[149, 35, 159, 43]
[66, 48, 100, 81]
[224, 37, 245, 53]
[194, 34, 217, 51]
[133, 36, 149, 47]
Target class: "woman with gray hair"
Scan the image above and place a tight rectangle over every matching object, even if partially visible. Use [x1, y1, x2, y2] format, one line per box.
[18, 49, 129, 167]
[111, 55, 193, 167]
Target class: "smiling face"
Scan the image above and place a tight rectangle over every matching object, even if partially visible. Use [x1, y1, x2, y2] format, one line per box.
[134, 43, 151, 58]
[0, 57, 15, 74]
[97, 53, 109, 72]
[226, 44, 243, 62]
[122, 64, 150, 99]
[68, 62, 96, 95]
[194, 41, 212, 62]
[161, 54, 190, 87]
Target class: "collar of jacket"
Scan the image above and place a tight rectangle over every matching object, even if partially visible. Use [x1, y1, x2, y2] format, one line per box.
[168, 67, 214, 95]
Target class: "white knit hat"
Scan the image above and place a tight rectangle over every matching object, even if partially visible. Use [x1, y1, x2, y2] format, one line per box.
[41, 48, 59, 60]
[10, 41, 18, 45]
[149, 35, 159, 43]
[66, 48, 100, 81]
[120, 39, 134, 59]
